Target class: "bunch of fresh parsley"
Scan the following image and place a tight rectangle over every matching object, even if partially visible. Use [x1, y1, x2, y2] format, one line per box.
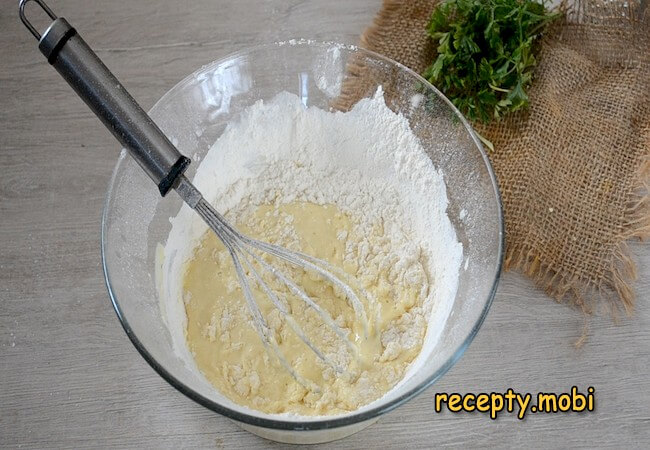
[423, 0, 560, 123]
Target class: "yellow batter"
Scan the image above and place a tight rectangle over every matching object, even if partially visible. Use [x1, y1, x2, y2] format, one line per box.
[182, 201, 428, 415]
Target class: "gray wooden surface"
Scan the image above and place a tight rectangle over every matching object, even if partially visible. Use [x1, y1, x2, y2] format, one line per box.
[1, 1, 648, 448]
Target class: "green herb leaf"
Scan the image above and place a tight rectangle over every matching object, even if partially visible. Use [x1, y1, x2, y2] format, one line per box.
[423, 0, 561, 124]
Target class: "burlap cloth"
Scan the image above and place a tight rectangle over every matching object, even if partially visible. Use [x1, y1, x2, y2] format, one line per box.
[338, 0, 649, 320]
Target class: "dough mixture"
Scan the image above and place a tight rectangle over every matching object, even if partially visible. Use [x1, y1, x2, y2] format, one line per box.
[183, 201, 427, 414]
[161, 89, 463, 417]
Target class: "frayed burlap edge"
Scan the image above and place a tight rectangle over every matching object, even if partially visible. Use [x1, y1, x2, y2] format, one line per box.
[500, 2, 650, 327]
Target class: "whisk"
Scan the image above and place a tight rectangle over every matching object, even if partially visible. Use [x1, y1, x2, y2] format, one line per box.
[20, 0, 370, 385]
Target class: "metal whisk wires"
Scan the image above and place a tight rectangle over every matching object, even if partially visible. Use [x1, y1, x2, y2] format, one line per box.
[176, 176, 370, 388]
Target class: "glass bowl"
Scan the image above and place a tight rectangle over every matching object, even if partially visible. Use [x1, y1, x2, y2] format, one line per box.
[102, 41, 503, 444]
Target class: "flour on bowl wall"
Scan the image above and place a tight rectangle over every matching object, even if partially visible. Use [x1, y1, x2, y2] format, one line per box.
[157, 87, 463, 417]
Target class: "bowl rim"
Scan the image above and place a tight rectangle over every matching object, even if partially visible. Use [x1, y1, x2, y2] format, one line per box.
[101, 39, 504, 431]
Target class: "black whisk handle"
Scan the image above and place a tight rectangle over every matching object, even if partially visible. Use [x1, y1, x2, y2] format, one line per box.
[19, 0, 190, 196]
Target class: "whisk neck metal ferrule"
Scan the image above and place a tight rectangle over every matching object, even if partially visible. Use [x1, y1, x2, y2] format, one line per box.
[174, 175, 203, 209]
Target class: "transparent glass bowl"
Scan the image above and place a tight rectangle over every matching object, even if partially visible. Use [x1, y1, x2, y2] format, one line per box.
[102, 41, 503, 444]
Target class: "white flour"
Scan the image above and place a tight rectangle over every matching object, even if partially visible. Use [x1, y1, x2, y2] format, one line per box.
[160, 88, 463, 417]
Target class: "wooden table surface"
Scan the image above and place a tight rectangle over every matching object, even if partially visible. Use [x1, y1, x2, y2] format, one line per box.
[1, 1, 648, 448]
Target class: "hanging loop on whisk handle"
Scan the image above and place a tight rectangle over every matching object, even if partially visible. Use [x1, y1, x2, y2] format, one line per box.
[19, 0, 190, 196]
